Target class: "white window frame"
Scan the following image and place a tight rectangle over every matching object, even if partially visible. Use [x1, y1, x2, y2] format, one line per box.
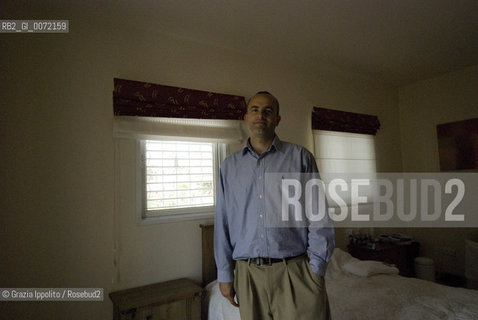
[136, 139, 227, 225]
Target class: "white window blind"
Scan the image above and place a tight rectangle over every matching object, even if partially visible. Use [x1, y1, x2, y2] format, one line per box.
[114, 116, 246, 143]
[313, 130, 376, 174]
[144, 140, 215, 211]
[313, 129, 377, 207]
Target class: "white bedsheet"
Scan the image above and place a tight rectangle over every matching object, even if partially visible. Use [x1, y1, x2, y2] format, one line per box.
[204, 248, 478, 320]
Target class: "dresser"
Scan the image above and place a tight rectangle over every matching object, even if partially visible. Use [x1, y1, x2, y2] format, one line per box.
[109, 278, 203, 320]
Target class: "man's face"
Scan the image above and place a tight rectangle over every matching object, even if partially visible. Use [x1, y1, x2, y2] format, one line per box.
[244, 94, 281, 139]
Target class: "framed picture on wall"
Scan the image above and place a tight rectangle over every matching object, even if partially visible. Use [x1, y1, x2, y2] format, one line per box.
[436, 118, 478, 171]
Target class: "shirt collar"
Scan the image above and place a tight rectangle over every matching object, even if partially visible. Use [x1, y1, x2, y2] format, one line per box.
[242, 135, 283, 155]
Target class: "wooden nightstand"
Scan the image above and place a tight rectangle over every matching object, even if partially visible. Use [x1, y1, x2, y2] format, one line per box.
[109, 278, 203, 320]
[348, 242, 420, 277]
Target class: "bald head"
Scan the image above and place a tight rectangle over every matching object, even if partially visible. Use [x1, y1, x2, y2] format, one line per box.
[247, 91, 280, 115]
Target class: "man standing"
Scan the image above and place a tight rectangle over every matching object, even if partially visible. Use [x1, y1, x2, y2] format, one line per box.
[214, 91, 335, 320]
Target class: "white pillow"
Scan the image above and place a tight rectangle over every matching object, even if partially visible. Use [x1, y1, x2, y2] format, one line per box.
[343, 260, 399, 277]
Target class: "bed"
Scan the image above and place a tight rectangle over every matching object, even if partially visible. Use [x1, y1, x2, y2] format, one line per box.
[200, 225, 478, 320]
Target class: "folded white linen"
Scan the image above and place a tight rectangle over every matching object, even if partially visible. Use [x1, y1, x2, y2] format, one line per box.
[343, 260, 399, 277]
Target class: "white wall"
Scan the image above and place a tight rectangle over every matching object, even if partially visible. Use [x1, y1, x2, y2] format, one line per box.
[398, 64, 478, 276]
[399, 64, 478, 172]
[0, 2, 400, 319]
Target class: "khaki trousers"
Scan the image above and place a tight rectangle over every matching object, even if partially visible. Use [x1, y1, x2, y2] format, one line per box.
[234, 255, 331, 320]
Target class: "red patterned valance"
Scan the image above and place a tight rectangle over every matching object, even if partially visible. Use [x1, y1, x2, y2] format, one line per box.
[312, 107, 381, 135]
[113, 78, 246, 120]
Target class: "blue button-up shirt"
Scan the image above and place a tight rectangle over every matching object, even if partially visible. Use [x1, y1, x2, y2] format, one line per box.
[214, 136, 335, 283]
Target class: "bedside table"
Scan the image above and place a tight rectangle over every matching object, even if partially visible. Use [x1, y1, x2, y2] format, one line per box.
[348, 242, 420, 277]
[109, 278, 203, 320]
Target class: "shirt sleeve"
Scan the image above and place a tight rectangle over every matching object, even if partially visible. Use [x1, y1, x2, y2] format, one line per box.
[214, 166, 235, 283]
[303, 149, 335, 276]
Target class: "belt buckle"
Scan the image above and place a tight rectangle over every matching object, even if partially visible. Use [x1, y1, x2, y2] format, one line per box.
[249, 257, 273, 266]
[260, 257, 272, 266]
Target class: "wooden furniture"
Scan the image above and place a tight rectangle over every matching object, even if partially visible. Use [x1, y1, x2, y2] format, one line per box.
[109, 278, 203, 320]
[200, 224, 217, 287]
[348, 242, 420, 277]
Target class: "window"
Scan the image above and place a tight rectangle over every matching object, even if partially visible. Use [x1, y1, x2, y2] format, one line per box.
[313, 130, 377, 174]
[113, 115, 245, 225]
[112, 79, 247, 225]
[137, 139, 226, 224]
[311, 106, 380, 213]
[145, 140, 215, 211]
[313, 129, 377, 209]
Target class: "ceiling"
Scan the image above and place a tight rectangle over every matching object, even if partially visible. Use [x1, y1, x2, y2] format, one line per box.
[4, 0, 476, 87]
[124, 0, 478, 87]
